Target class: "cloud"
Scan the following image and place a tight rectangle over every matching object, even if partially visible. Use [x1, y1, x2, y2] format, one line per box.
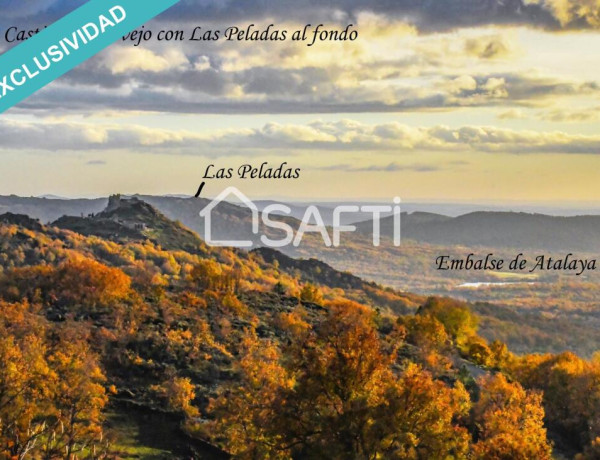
[444, 75, 479, 94]
[150, 0, 600, 31]
[317, 162, 442, 172]
[3, 0, 598, 50]
[3, 118, 600, 155]
[538, 108, 600, 122]
[0, 119, 195, 150]
[1, 0, 77, 18]
[17, 66, 596, 115]
[86, 160, 107, 166]
[1, 9, 592, 118]
[86, 0, 597, 32]
[524, 0, 600, 28]
[498, 109, 528, 119]
[464, 35, 514, 59]
[102, 48, 188, 74]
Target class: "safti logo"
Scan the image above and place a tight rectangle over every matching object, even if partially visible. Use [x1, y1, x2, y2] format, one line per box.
[199, 187, 401, 248]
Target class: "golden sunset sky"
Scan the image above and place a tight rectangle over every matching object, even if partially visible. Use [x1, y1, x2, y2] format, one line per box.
[2, 0, 600, 203]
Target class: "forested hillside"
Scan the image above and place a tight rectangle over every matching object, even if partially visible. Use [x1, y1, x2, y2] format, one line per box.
[0, 200, 599, 459]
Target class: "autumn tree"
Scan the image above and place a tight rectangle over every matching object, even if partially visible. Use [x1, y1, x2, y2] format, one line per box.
[0, 258, 131, 311]
[209, 300, 470, 459]
[510, 352, 600, 455]
[372, 363, 471, 459]
[160, 377, 199, 419]
[163, 318, 231, 369]
[40, 331, 109, 460]
[0, 304, 109, 460]
[464, 335, 494, 367]
[299, 283, 323, 304]
[0, 332, 52, 459]
[189, 260, 240, 293]
[53, 257, 131, 308]
[419, 297, 478, 348]
[398, 313, 453, 373]
[472, 374, 552, 460]
[0, 265, 55, 304]
[488, 340, 513, 370]
[208, 329, 293, 458]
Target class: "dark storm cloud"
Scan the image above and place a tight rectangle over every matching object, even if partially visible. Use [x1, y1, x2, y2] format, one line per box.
[14, 68, 596, 115]
[236, 67, 332, 96]
[1, 0, 596, 32]
[454, 74, 600, 103]
[56, 60, 332, 98]
[130, 0, 586, 32]
[2, 0, 597, 118]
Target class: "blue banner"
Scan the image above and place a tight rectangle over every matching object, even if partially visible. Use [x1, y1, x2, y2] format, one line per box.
[0, 0, 181, 113]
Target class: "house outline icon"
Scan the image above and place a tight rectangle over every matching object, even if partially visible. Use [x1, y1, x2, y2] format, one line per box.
[199, 186, 260, 247]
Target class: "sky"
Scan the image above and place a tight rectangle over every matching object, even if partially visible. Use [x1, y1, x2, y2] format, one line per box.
[2, 0, 600, 203]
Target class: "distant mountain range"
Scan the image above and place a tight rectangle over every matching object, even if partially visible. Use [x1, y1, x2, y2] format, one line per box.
[3, 194, 600, 251]
[355, 211, 600, 251]
[6, 194, 600, 358]
[0, 195, 108, 223]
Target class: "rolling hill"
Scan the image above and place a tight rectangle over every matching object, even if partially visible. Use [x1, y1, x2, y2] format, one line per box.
[355, 211, 600, 251]
[4, 194, 600, 252]
[0, 197, 598, 458]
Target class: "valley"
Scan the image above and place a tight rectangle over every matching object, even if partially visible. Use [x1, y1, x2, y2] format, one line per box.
[3, 193, 600, 358]
[0, 196, 599, 458]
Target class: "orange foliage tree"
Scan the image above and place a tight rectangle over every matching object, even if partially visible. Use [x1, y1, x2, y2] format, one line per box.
[0, 258, 131, 310]
[0, 302, 108, 460]
[208, 300, 471, 459]
[472, 374, 552, 460]
[53, 258, 131, 307]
